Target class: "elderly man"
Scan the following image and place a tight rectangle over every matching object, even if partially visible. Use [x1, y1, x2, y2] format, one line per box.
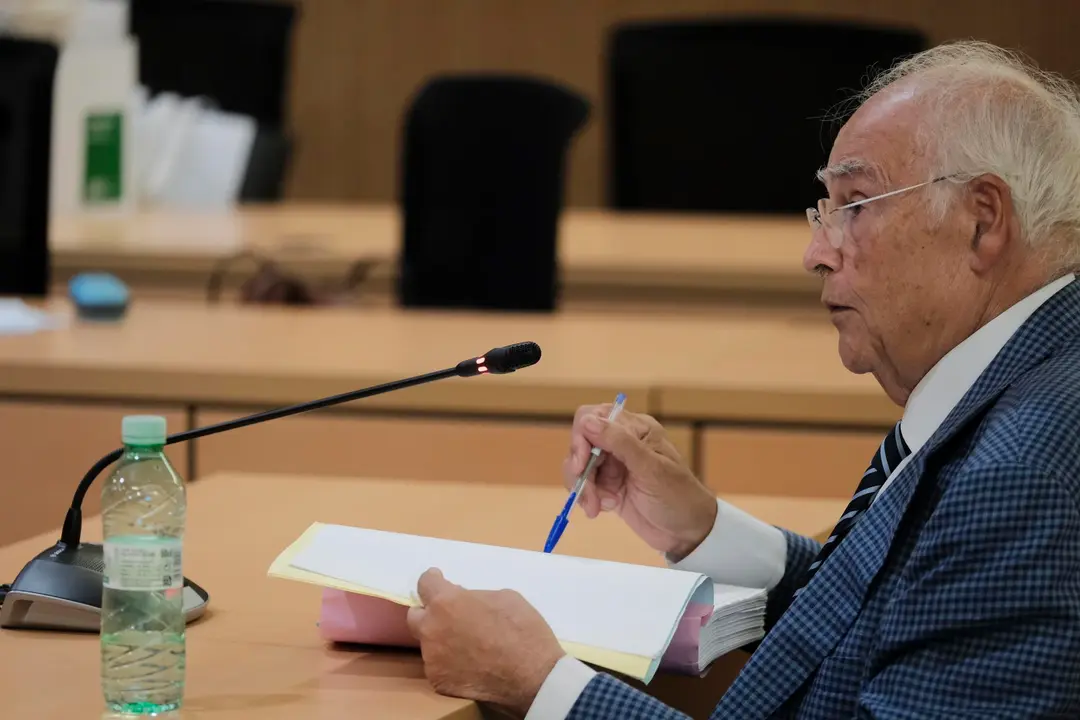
[405, 40, 1080, 718]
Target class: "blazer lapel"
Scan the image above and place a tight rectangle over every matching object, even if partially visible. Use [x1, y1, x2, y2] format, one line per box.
[715, 277, 1080, 718]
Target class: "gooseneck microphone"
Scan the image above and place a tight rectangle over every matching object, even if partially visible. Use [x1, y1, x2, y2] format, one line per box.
[454, 341, 542, 377]
[1, 342, 541, 632]
[61, 341, 542, 549]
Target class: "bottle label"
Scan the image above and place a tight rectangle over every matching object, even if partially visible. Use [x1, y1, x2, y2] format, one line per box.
[102, 537, 183, 591]
[83, 111, 124, 204]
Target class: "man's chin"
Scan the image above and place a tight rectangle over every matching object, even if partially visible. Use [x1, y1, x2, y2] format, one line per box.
[836, 337, 874, 375]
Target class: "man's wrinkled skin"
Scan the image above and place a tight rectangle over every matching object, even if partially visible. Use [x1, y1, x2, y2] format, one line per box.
[406, 568, 564, 717]
[805, 78, 1047, 406]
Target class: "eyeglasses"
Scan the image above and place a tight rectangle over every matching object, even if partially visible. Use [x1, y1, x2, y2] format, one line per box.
[806, 175, 954, 248]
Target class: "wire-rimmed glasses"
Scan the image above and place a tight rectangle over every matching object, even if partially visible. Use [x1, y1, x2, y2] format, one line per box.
[806, 176, 955, 248]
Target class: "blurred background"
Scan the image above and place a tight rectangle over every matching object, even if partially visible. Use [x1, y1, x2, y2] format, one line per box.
[3, 0, 1071, 309]
[283, 1, 1079, 208]
[6, 1, 1076, 210]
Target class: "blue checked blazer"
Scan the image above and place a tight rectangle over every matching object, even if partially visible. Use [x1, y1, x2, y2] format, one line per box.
[567, 277, 1080, 719]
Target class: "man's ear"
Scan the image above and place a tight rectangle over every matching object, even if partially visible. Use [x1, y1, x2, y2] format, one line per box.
[967, 173, 1015, 274]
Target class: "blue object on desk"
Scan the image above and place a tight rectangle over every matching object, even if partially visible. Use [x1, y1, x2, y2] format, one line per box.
[68, 272, 130, 321]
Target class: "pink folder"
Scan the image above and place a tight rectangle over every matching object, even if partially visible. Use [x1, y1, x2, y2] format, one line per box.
[317, 588, 710, 674]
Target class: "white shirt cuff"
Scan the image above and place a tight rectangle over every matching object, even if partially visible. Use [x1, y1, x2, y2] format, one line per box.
[670, 499, 787, 590]
[524, 655, 597, 720]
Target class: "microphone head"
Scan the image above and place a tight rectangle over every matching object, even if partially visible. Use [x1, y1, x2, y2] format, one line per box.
[455, 342, 541, 376]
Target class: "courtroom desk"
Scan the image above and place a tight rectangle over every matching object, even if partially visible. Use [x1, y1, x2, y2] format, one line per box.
[0, 300, 888, 540]
[0, 472, 848, 719]
[49, 204, 818, 312]
[0, 300, 648, 416]
[0, 401, 190, 547]
[0, 298, 673, 541]
[50, 206, 372, 303]
[0, 299, 889, 424]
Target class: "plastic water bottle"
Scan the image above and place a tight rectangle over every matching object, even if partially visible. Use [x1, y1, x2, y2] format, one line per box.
[101, 415, 186, 714]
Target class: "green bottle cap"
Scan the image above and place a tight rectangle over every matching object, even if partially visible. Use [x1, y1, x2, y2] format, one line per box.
[121, 415, 167, 446]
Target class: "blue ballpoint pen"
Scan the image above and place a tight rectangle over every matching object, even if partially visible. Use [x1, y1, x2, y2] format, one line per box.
[544, 393, 627, 553]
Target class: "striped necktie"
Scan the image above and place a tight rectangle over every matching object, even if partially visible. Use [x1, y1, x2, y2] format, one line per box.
[796, 421, 911, 594]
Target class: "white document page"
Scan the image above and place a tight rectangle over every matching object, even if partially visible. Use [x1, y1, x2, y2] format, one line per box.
[711, 583, 767, 609]
[0, 300, 64, 335]
[289, 523, 711, 660]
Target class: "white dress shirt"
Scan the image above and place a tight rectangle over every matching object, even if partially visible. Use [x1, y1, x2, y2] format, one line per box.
[525, 273, 1077, 720]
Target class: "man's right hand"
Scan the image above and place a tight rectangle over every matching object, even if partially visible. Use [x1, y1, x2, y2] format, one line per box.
[564, 404, 718, 561]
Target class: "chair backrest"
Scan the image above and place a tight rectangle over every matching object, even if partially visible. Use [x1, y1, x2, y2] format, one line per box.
[238, 125, 292, 202]
[397, 74, 590, 312]
[0, 36, 57, 297]
[606, 17, 928, 214]
[130, 0, 296, 125]
[130, 0, 297, 201]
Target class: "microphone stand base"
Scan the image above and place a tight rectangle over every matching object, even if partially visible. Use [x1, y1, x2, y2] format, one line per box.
[0, 543, 209, 632]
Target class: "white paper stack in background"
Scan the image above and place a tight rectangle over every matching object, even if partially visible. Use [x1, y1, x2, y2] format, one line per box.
[0, 300, 65, 335]
[269, 522, 767, 682]
[134, 90, 256, 209]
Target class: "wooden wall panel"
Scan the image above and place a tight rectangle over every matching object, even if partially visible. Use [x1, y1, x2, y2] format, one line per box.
[194, 410, 694, 491]
[701, 425, 884, 497]
[283, 0, 1080, 206]
[0, 402, 189, 546]
[195, 409, 575, 486]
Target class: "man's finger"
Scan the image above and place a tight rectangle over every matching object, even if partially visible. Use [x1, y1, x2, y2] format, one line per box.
[416, 567, 454, 605]
[405, 605, 426, 638]
[597, 485, 622, 512]
[595, 461, 624, 512]
[567, 435, 592, 480]
[573, 403, 609, 426]
[566, 406, 610, 484]
[579, 482, 601, 518]
[581, 416, 654, 472]
[563, 451, 587, 491]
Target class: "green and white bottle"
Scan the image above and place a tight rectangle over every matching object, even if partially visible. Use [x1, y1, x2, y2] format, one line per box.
[100, 415, 186, 715]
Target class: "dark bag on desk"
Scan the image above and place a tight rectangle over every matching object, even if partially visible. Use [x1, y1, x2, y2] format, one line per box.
[207, 251, 375, 306]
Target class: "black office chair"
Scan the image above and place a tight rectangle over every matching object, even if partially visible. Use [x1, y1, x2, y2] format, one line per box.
[0, 37, 58, 297]
[605, 17, 928, 214]
[238, 126, 292, 202]
[129, 0, 297, 201]
[397, 74, 590, 312]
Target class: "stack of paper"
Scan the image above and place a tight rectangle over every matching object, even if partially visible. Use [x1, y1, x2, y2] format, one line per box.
[661, 584, 766, 675]
[269, 522, 766, 683]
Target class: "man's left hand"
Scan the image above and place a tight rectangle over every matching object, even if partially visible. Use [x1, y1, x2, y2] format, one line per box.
[406, 568, 565, 717]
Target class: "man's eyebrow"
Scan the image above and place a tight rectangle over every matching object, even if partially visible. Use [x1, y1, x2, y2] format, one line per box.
[815, 159, 879, 184]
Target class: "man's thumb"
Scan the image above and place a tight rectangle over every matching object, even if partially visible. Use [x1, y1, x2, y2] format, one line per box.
[415, 567, 453, 605]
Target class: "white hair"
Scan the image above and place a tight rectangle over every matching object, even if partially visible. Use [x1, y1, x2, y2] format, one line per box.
[855, 40, 1080, 271]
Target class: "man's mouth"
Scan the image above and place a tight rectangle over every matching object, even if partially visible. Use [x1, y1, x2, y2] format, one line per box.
[825, 302, 853, 313]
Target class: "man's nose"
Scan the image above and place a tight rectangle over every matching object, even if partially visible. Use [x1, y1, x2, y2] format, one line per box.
[803, 228, 841, 275]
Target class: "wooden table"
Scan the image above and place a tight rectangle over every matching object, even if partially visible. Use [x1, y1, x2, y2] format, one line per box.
[0, 299, 893, 546]
[0, 472, 848, 719]
[0, 298, 889, 422]
[49, 204, 817, 312]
